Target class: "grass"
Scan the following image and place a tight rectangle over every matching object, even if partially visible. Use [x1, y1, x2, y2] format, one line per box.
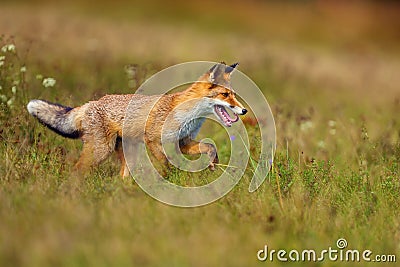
[1, 1, 400, 266]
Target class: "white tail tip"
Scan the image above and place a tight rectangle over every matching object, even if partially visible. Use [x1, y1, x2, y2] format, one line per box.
[27, 99, 40, 115]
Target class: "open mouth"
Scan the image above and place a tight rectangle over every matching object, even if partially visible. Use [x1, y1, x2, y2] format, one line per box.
[214, 105, 239, 127]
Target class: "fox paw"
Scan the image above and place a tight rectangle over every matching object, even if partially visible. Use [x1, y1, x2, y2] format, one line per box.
[208, 153, 219, 171]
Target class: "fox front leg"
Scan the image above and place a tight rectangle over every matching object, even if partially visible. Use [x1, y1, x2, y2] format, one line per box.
[179, 138, 219, 171]
[208, 146, 219, 171]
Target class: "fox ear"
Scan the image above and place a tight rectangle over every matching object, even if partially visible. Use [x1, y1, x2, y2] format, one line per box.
[208, 63, 225, 83]
[225, 62, 239, 74]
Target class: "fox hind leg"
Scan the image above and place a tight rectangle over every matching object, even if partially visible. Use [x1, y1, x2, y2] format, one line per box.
[74, 142, 95, 172]
[75, 134, 117, 173]
[115, 138, 130, 177]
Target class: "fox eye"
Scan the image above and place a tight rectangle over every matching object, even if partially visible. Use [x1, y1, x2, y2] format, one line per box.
[221, 92, 229, 97]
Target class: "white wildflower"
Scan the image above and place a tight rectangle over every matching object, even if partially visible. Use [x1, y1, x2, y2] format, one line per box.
[317, 140, 325, 149]
[20, 66, 27, 73]
[42, 77, 56, 88]
[7, 44, 15, 52]
[125, 65, 137, 77]
[1, 44, 16, 53]
[11, 86, 17, 94]
[328, 120, 336, 127]
[0, 61, 3, 67]
[7, 97, 14, 107]
[0, 94, 8, 102]
[300, 121, 314, 132]
[0, 56, 5, 61]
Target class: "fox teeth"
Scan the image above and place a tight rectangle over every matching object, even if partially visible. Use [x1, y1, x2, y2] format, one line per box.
[214, 105, 238, 127]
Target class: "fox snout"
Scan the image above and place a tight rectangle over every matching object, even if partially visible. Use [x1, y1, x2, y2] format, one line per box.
[229, 105, 247, 115]
[213, 96, 247, 127]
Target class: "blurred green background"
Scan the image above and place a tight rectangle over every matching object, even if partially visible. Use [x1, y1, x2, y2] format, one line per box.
[2, 0, 399, 158]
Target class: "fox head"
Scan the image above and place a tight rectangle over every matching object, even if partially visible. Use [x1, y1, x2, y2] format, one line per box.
[192, 62, 247, 127]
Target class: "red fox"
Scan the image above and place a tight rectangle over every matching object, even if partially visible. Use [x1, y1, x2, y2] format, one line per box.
[27, 62, 247, 177]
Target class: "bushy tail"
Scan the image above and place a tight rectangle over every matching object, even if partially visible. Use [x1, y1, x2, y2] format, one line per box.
[27, 99, 81, 139]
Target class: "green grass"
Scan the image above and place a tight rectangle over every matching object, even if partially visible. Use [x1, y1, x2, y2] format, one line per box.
[1, 1, 400, 266]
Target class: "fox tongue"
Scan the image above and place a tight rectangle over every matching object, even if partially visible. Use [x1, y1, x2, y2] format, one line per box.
[228, 111, 239, 122]
[222, 107, 238, 122]
[215, 105, 239, 126]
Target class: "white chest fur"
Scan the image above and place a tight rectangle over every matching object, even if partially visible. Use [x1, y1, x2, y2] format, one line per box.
[162, 98, 213, 141]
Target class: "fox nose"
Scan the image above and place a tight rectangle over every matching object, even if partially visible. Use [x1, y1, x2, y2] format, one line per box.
[242, 108, 247, 115]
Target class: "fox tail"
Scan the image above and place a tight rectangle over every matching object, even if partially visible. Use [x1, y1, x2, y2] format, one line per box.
[27, 99, 82, 139]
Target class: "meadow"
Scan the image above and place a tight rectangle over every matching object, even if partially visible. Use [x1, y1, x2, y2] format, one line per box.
[0, 1, 399, 266]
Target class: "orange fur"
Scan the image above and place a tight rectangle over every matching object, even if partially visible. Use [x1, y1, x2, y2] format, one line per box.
[27, 63, 247, 177]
